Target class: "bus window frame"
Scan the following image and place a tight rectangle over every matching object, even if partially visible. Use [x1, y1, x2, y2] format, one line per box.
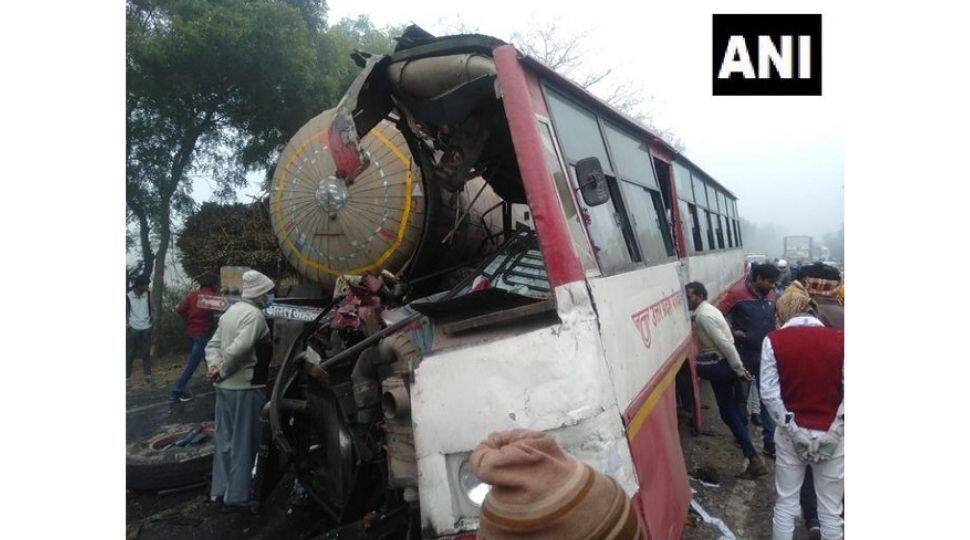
[534, 115, 600, 276]
[704, 210, 717, 250]
[542, 82, 677, 275]
[714, 213, 725, 249]
[543, 86, 640, 275]
[692, 174, 709, 210]
[600, 121, 676, 263]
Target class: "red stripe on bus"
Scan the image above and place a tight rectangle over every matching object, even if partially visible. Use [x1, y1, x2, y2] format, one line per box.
[628, 379, 691, 540]
[623, 335, 692, 425]
[619, 334, 693, 540]
[493, 45, 584, 288]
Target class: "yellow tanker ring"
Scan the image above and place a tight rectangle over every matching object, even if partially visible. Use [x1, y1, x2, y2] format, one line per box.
[272, 126, 414, 277]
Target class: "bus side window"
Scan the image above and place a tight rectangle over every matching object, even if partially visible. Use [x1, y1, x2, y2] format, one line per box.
[535, 118, 598, 273]
[545, 87, 638, 275]
[677, 200, 693, 254]
[705, 211, 717, 249]
[673, 161, 701, 255]
[606, 174, 643, 263]
[691, 205, 704, 252]
[618, 180, 671, 262]
[679, 199, 703, 254]
[601, 122, 675, 264]
[714, 214, 725, 249]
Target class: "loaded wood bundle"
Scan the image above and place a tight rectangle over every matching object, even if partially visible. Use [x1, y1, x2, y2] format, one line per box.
[177, 200, 298, 283]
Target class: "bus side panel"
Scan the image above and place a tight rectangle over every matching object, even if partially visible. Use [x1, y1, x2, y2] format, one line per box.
[586, 262, 691, 407]
[685, 249, 746, 300]
[586, 262, 693, 539]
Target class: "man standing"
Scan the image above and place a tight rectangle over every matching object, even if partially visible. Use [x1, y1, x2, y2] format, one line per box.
[761, 286, 844, 540]
[782, 263, 845, 538]
[126, 275, 154, 388]
[775, 259, 793, 294]
[170, 273, 219, 402]
[205, 270, 275, 510]
[686, 282, 767, 479]
[722, 263, 780, 457]
[798, 262, 844, 330]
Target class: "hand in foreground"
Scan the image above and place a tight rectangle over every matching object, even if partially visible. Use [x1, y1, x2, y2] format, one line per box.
[786, 421, 815, 461]
[813, 431, 841, 462]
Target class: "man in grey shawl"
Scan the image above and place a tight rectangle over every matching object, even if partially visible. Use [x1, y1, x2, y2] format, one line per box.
[204, 269, 275, 511]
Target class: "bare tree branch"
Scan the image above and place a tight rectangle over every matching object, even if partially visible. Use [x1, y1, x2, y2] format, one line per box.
[509, 18, 685, 151]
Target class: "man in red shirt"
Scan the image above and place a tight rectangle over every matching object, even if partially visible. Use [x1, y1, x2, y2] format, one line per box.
[761, 286, 844, 539]
[170, 273, 219, 402]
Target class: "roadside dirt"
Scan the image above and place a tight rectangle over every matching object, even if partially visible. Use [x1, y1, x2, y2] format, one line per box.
[680, 383, 813, 540]
[126, 358, 331, 540]
[128, 353, 190, 389]
[126, 475, 331, 540]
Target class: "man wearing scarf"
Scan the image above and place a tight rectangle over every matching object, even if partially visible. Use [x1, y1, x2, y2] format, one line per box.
[761, 287, 844, 540]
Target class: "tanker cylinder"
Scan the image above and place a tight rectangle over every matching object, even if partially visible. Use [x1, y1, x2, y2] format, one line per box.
[386, 54, 496, 101]
[269, 108, 427, 291]
[271, 106, 505, 291]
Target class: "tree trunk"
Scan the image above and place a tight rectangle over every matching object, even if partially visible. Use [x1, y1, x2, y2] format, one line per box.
[149, 111, 212, 351]
[135, 207, 155, 278]
[150, 204, 171, 359]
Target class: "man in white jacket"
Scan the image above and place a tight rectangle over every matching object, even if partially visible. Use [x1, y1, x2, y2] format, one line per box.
[205, 270, 275, 510]
[760, 287, 844, 540]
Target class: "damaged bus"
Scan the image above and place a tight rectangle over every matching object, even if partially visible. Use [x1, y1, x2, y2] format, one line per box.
[258, 26, 747, 539]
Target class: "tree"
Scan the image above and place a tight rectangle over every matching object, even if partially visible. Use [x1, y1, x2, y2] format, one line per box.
[127, 0, 337, 329]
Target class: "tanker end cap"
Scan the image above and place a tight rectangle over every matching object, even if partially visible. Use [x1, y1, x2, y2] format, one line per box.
[270, 108, 426, 291]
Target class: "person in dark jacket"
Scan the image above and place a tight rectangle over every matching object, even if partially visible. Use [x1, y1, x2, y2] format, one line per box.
[170, 273, 219, 402]
[721, 263, 780, 457]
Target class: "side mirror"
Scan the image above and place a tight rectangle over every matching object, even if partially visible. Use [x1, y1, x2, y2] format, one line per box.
[575, 157, 610, 206]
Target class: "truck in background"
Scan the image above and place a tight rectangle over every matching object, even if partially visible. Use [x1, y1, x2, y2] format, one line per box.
[783, 235, 813, 263]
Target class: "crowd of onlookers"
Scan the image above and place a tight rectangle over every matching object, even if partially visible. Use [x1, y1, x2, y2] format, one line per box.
[687, 259, 844, 540]
[127, 270, 277, 513]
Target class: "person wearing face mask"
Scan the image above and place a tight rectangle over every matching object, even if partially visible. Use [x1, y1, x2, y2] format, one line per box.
[204, 270, 275, 512]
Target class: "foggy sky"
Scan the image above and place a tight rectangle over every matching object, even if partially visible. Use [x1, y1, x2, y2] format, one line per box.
[191, 0, 843, 241]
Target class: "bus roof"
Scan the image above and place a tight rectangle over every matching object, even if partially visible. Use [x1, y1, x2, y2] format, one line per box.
[519, 53, 738, 200]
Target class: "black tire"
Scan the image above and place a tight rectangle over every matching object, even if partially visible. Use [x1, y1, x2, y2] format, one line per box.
[126, 421, 215, 492]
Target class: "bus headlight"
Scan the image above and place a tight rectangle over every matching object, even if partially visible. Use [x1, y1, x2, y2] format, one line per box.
[458, 457, 490, 507]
